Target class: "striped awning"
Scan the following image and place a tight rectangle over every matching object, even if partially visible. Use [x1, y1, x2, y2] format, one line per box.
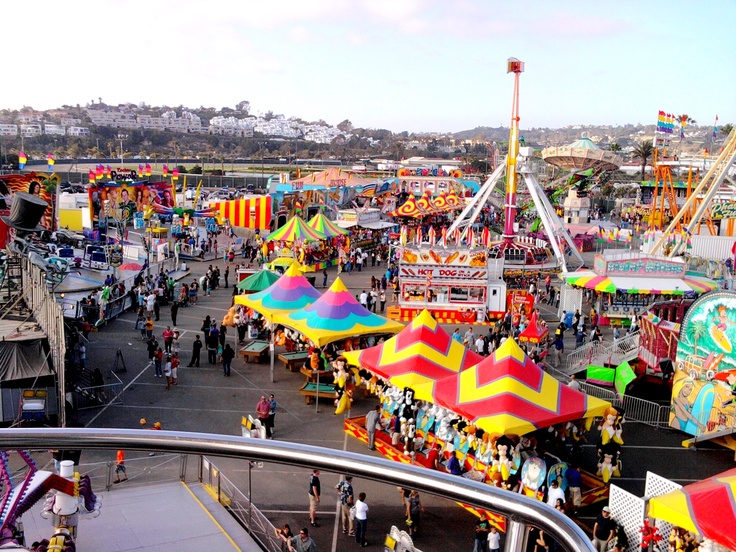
[563, 271, 718, 296]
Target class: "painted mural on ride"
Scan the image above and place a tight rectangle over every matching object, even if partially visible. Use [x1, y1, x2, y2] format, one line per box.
[670, 291, 736, 436]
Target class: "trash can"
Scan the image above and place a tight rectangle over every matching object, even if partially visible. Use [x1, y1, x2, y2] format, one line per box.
[181, 262, 187, 272]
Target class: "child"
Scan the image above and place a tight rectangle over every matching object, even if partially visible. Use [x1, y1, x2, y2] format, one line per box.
[488, 527, 501, 552]
[114, 450, 128, 484]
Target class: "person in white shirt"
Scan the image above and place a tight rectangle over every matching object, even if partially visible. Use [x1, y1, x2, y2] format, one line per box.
[488, 526, 501, 552]
[359, 291, 368, 307]
[354, 492, 369, 547]
[475, 336, 485, 355]
[546, 479, 565, 507]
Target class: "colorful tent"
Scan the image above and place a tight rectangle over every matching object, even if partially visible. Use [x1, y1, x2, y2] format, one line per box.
[389, 195, 429, 218]
[416, 192, 439, 215]
[266, 216, 327, 243]
[648, 468, 736, 551]
[432, 192, 450, 212]
[236, 269, 280, 292]
[563, 270, 718, 295]
[342, 310, 483, 402]
[307, 212, 349, 238]
[518, 311, 549, 344]
[431, 338, 611, 436]
[234, 263, 321, 321]
[273, 278, 404, 347]
[445, 192, 463, 210]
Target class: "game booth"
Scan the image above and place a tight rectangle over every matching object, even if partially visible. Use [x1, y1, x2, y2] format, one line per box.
[342, 310, 614, 531]
[560, 251, 718, 325]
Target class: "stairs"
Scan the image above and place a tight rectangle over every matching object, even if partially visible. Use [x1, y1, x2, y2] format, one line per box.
[563, 331, 640, 374]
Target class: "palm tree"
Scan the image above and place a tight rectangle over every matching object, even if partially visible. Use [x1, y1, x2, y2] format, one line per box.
[687, 320, 707, 355]
[609, 143, 622, 153]
[632, 140, 654, 181]
[721, 123, 734, 137]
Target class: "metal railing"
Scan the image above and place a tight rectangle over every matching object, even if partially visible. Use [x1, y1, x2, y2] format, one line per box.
[71, 372, 124, 410]
[0, 428, 596, 552]
[200, 456, 281, 552]
[578, 382, 672, 428]
[564, 332, 639, 373]
[71, 452, 186, 491]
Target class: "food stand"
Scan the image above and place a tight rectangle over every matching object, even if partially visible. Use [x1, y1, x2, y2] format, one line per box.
[387, 246, 506, 324]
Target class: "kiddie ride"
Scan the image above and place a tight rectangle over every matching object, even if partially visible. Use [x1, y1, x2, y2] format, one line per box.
[0, 451, 101, 551]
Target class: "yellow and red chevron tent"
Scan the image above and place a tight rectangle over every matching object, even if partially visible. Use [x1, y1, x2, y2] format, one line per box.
[342, 309, 483, 402]
[431, 338, 611, 436]
[274, 278, 404, 347]
[648, 468, 736, 551]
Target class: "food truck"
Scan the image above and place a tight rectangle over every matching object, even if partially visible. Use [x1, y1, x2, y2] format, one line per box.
[387, 246, 506, 324]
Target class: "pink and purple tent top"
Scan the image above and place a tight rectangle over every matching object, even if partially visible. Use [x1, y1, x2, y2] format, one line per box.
[234, 263, 321, 321]
[273, 278, 404, 347]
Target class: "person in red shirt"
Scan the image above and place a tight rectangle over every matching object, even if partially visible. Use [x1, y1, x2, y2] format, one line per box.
[162, 326, 174, 354]
[114, 450, 128, 483]
[170, 352, 180, 385]
[256, 396, 271, 438]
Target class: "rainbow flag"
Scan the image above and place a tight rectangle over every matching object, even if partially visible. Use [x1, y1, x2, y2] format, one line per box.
[163, 164, 169, 177]
[18, 151, 26, 169]
[106, 165, 112, 179]
[713, 115, 719, 140]
[145, 163, 151, 177]
[47, 154, 55, 171]
[88, 170, 95, 184]
[172, 168, 179, 181]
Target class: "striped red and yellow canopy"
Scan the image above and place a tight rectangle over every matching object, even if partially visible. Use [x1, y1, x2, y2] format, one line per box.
[342, 309, 483, 401]
[648, 467, 736, 551]
[431, 338, 610, 436]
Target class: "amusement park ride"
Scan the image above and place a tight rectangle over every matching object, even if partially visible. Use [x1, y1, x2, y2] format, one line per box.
[447, 59, 585, 274]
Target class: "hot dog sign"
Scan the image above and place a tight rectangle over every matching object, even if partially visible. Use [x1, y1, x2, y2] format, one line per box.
[401, 247, 487, 267]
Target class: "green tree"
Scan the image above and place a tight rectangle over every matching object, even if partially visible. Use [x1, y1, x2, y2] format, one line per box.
[721, 123, 734, 137]
[632, 140, 654, 181]
[609, 142, 622, 152]
[687, 320, 707, 355]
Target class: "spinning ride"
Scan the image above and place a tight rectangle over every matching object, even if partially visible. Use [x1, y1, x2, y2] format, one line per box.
[448, 59, 584, 274]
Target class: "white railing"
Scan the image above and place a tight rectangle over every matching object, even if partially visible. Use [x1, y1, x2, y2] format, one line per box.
[564, 331, 639, 373]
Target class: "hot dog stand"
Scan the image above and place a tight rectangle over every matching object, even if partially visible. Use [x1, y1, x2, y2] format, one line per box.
[387, 246, 506, 324]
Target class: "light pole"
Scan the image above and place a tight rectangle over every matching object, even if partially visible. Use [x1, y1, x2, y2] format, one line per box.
[117, 133, 128, 167]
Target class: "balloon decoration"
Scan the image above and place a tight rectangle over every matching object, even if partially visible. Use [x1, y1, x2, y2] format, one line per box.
[639, 519, 662, 550]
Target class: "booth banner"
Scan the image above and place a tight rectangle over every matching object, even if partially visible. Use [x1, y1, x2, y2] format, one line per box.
[89, 182, 173, 225]
[212, 197, 272, 230]
[711, 202, 736, 220]
[399, 265, 488, 280]
[0, 173, 54, 230]
[401, 248, 487, 267]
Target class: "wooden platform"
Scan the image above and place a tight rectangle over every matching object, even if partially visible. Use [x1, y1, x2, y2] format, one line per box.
[240, 341, 269, 363]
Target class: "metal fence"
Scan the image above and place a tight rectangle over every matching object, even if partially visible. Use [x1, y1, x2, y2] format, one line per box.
[578, 382, 672, 429]
[200, 455, 281, 552]
[71, 371, 124, 410]
[72, 452, 186, 492]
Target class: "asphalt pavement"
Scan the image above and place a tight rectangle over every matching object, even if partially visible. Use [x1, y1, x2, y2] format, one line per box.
[72, 254, 736, 552]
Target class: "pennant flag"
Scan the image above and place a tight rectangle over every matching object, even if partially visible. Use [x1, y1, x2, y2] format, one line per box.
[88, 170, 95, 184]
[680, 115, 687, 139]
[481, 226, 491, 247]
[172, 168, 179, 181]
[441, 226, 448, 247]
[96, 165, 103, 180]
[18, 151, 26, 169]
[138, 164, 144, 176]
[427, 226, 436, 245]
[47, 154, 55, 171]
[400, 225, 408, 246]
[145, 163, 151, 177]
[106, 165, 112, 179]
[416, 226, 423, 245]
[163, 164, 169, 177]
[467, 227, 475, 248]
[713, 115, 719, 140]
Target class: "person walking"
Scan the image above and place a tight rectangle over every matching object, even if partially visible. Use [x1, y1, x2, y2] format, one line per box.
[144, 315, 154, 340]
[335, 476, 355, 536]
[379, 289, 386, 313]
[170, 300, 179, 326]
[593, 506, 616, 552]
[322, 268, 328, 288]
[162, 326, 174, 354]
[224, 266, 230, 288]
[221, 343, 235, 377]
[153, 347, 163, 378]
[256, 395, 272, 438]
[113, 450, 128, 484]
[187, 335, 202, 367]
[308, 469, 321, 527]
[163, 354, 173, 391]
[207, 331, 219, 365]
[405, 490, 423, 537]
[354, 492, 369, 547]
[365, 405, 380, 451]
[267, 394, 277, 437]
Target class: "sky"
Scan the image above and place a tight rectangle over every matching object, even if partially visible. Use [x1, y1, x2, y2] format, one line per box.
[5, 0, 736, 133]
